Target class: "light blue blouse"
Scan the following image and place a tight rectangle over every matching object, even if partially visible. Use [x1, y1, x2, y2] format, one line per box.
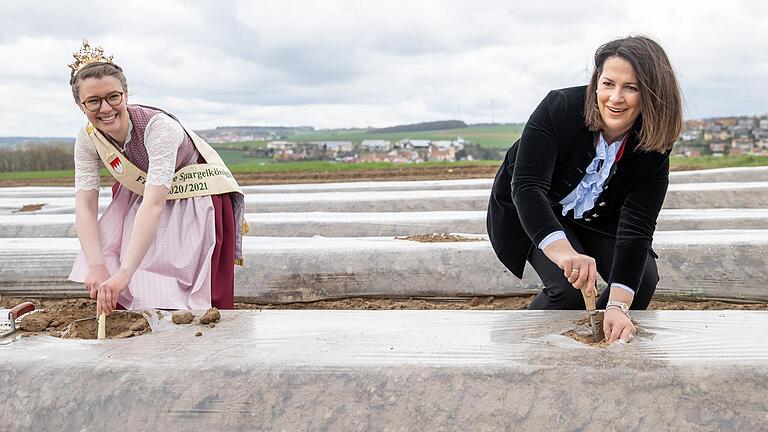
[559, 133, 623, 219]
[538, 132, 635, 295]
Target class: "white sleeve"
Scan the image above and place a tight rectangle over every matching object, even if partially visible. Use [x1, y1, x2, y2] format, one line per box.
[73, 127, 102, 191]
[538, 230, 567, 250]
[144, 113, 184, 189]
[610, 283, 636, 296]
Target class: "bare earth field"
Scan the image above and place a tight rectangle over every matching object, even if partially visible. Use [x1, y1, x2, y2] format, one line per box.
[4, 294, 767, 314]
[0, 165, 500, 187]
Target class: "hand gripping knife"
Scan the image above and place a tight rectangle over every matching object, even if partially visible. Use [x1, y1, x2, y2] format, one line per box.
[581, 284, 598, 342]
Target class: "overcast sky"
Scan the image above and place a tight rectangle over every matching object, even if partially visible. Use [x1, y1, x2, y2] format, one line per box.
[1, 0, 766, 136]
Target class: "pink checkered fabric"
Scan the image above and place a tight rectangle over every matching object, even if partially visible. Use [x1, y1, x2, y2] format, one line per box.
[125, 105, 198, 171]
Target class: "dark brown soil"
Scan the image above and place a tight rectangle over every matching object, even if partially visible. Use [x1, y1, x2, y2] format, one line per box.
[236, 296, 531, 310]
[6, 295, 768, 314]
[18, 313, 52, 332]
[395, 233, 484, 243]
[14, 203, 46, 212]
[199, 307, 221, 324]
[234, 165, 500, 185]
[565, 313, 644, 347]
[235, 295, 768, 311]
[0, 165, 500, 188]
[565, 312, 608, 347]
[11, 297, 150, 339]
[62, 311, 150, 339]
[172, 311, 195, 324]
[16, 298, 93, 334]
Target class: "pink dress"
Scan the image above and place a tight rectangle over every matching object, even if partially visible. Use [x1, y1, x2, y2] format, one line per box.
[69, 105, 238, 310]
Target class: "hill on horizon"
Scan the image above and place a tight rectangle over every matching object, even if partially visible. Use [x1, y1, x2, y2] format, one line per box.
[367, 120, 467, 134]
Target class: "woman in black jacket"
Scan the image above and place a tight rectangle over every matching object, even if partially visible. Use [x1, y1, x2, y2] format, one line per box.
[487, 36, 683, 343]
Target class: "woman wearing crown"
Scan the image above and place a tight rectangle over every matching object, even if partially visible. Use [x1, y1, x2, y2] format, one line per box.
[67, 40, 247, 316]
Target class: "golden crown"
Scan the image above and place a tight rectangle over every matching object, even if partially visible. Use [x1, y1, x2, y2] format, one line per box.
[68, 39, 114, 77]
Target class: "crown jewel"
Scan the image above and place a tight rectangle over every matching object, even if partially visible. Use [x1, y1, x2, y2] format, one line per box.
[68, 39, 114, 77]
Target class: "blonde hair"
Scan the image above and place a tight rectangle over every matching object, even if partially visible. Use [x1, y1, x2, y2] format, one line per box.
[584, 36, 683, 153]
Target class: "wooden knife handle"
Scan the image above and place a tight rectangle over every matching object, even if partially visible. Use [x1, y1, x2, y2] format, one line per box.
[9, 302, 35, 320]
[581, 286, 597, 311]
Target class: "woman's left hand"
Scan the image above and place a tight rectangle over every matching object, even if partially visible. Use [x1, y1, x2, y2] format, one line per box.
[603, 308, 636, 343]
[96, 270, 131, 316]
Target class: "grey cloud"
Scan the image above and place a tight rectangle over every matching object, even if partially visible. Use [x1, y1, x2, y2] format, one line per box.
[1, 0, 767, 135]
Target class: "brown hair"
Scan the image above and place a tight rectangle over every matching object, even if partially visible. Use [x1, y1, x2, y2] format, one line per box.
[584, 36, 683, 153]
[70, 62, 128, 103]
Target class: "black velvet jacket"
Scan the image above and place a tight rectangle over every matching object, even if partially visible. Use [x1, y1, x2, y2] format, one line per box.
[487, 85, 670, 292]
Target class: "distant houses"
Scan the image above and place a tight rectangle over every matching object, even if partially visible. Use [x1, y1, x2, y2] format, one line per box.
[254, 137, 467, 163]
[196, 126, 314, 143]
[360, 140, 392, 152]
[675, 115, 768, 157]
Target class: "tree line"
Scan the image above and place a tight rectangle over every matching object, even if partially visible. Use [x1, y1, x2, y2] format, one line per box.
[0, 143, 75, 172]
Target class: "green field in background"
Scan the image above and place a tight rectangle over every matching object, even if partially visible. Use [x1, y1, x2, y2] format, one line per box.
[669, 155, 768, 170]
[228, 160, 501, 173]
[211, 125, 523, 150]
[211, 141, 268, 150]
[216, 149, 269, 166]
[283, 124, 524, 148]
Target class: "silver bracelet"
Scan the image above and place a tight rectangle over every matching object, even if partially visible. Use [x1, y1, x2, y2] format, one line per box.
[605, 304, 631, 320]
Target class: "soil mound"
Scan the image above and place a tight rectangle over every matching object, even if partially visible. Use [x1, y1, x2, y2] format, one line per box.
[396, 233, 483, 243]
[172, 311, 195, 324]
[564, 312, 608, 347]
[12, 298, 150, 339]
[62, 311, 150, 339]
[564, 312, 641, 348]
[18, 298, 94, 334]
[199, 307, 221, 324]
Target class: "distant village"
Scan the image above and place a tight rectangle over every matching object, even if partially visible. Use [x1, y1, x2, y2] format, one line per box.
[675, 116, 768, 157]
[193, 114, 768, 164]
[255, 138, 466, 163]
[196, 126, 474, 163]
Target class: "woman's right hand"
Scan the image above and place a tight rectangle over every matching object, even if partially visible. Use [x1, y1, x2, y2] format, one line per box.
[543, 239, 597, 294]
[85, 264, 110, 299]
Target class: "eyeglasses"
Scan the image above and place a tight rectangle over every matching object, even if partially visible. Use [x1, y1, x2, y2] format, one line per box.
[81, 91, 124, 112]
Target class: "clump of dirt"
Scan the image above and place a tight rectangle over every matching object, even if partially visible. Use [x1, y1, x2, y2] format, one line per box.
[564, 312, 640, 348]
[199, 307, 220, 324]
[62, 311, 150, 339]
[172, 311, 195, 324]
[13, 297, 151, 339]
[17, 298, 96, 335]
[14, 203, 46, 212]
[564, 312, 608, 347]
[395, 233, 484, 243]
[195, 331, 203, 337]
[562, 330, 611, 348]
[19, 313, 51, 332]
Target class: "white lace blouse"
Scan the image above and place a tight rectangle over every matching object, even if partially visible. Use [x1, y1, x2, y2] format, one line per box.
[74, 113, 185, 191]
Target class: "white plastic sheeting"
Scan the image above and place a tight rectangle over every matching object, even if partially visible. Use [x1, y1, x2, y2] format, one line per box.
[2, 180, 768, 215]
[1, 208, 767, 238]
[2, 310, 767, 430]
[2, 230, 767, 302]
[0, 188, 493, 214]
[0, 165, 764, 199]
